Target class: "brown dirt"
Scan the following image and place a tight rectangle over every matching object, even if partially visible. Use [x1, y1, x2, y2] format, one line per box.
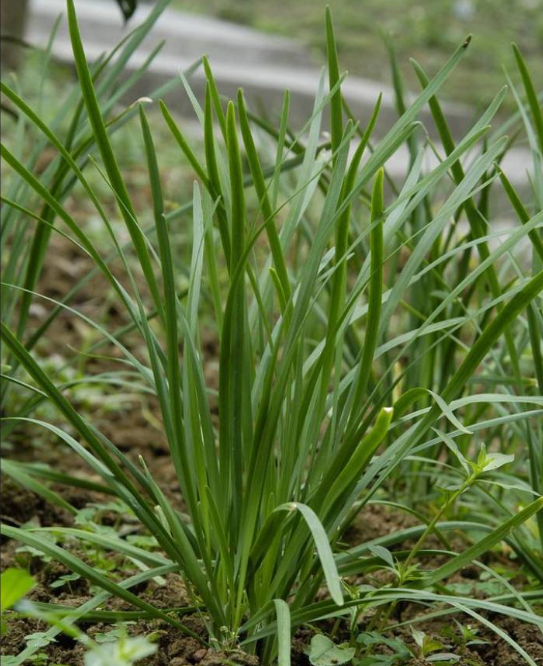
[0, 477, 73, 530]
[0, 615, 259, 666]
[2, 464, 539, 666]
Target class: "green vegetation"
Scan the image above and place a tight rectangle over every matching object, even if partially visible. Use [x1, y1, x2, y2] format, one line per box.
[1, 569, 35, 636]
[1, 1, 542, 665]
[176, 0, 543, 111]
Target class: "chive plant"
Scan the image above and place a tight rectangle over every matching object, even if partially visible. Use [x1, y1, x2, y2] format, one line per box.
[1, 1, 542, 664]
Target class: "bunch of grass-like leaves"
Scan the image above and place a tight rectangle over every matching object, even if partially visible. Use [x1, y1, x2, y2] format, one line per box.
[1, 1, 542, 664]
[0, 0, 198, 414]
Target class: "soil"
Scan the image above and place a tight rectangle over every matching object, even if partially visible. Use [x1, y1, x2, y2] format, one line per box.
[2, 238, 542, 666]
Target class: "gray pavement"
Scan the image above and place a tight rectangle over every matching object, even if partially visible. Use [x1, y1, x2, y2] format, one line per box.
[27, 0, 474, 138]
[25, 0, 535, 204]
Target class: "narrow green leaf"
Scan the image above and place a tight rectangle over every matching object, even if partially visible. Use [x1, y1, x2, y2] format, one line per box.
[349, 168, 385, 419]
[323, 406, 393, 513]
[279, 503, 343, 606]
[237, 89, 290, 299]
[512, 43, 543, 154]
[274, 599, 292, 666]
[66, 0, 164, 319]
[423, 497, 543, 587]
[325, 6, 343, 156]
[159, 99, 211, 188]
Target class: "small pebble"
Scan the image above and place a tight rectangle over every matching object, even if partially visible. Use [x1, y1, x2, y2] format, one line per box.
[192, 649, 208, 662]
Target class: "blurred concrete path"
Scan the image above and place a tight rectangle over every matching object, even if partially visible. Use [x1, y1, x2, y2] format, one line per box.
[27, 0, 475, 138]
[25, 0, 535, 209]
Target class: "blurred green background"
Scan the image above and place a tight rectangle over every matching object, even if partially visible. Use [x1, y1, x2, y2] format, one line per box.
[175, 0, 543, 111]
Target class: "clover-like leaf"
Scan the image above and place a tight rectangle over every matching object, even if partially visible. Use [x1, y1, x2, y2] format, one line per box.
[481, 452, 515, 472]
[307, 635, 355, 666]
[1, 569, 35, 613]
[368, 545, 395, 568]
[1, 568, 35, 636]
[85, 636, 157, 666]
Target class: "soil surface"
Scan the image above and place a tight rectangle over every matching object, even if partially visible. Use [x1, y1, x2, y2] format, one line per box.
[2, 238, 541, 666]
[2, 473, 541, 666]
